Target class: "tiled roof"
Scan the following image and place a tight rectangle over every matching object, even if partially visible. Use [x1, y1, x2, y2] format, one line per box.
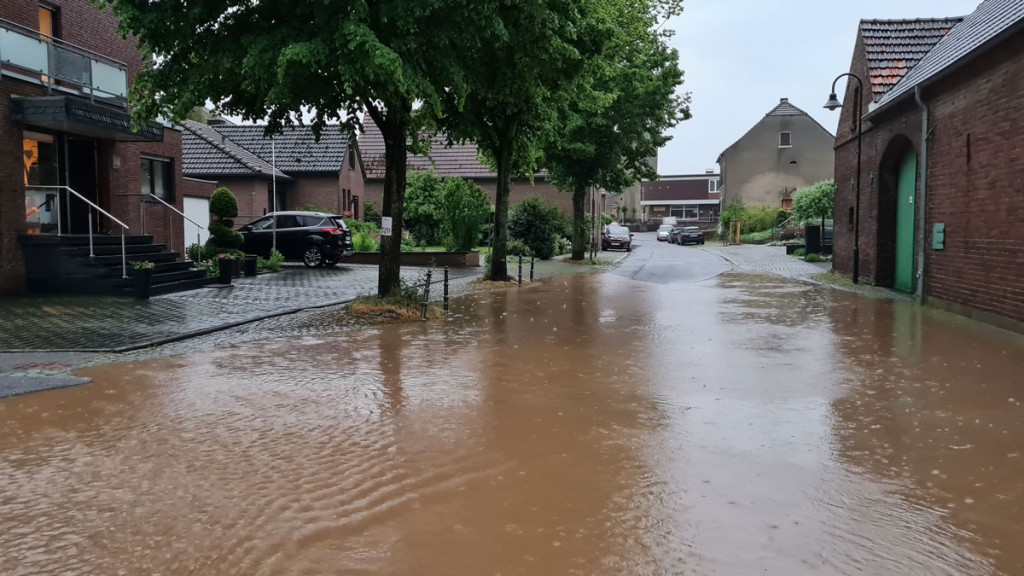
[181, 120, 291, 180]
[358, 115, 496, 180]
[878, 0, 1024, 108]
[860, 17, 963, 102]
[766, 98, 809, 117]
[212, 125, 350, 174]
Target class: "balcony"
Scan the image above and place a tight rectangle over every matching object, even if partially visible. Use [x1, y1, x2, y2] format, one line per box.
[0, 17, 128, 106]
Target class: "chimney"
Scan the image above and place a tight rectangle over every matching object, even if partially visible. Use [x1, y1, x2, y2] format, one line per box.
[705, 169, 714, 174]
[780, 97, 788, 103]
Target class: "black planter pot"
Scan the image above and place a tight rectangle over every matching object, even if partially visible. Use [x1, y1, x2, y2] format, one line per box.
[133, 268, 153, 299]
[230, 258, 242, 278]
[218, 258, 233, 285]
[242, 255, 258, 277]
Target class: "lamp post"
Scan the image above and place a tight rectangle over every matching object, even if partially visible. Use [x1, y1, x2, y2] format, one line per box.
[824, 72, 863, 284]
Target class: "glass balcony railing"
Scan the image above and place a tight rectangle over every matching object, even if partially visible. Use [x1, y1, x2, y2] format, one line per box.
[0, 17, 128, 104]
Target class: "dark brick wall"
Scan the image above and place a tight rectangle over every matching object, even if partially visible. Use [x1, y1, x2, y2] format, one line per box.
[923, 31, 1024, 326]
[0, 82, 45, 294]
[834, 29, 1024, 329]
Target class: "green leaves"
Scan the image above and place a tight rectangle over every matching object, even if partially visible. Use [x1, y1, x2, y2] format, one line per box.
[792, 180, 837, 223]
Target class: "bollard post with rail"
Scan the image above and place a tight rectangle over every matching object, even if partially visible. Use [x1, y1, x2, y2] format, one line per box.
[518, 255, 523, 287]
[530, 255, 535, 282]
[443, 266, 449, 312]
[420, 269, 433, 322]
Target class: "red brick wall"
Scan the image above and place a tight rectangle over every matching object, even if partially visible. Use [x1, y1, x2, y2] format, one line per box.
[834, 29, 1024, 330]
[291, 175, 343, 214]
[922, 31, 1024, 327]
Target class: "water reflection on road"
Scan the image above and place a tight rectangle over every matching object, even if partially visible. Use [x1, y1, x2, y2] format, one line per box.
[1, 271, 1023, 575]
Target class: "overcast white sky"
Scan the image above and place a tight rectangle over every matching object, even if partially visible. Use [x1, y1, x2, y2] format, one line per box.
[658, 0, 982, 176]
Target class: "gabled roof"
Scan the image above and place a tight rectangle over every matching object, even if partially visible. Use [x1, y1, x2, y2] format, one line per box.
[211, 125, 351, 174]
[358, 115, 496, 180]
[877, 0, 1024, 110]
[181, 120, 290, 181]
[859, 17, 964, 102]
[718, 98, 833, 162]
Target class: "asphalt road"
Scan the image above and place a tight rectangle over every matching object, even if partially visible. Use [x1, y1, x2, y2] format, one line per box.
[612, 231, 730, 284]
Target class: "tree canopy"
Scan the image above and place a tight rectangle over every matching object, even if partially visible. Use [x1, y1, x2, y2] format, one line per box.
[792, 180, 836, 223]
[544, 0, 690, 259]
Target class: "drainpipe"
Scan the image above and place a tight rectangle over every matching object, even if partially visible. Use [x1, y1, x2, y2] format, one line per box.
[914, 86, 929, 301]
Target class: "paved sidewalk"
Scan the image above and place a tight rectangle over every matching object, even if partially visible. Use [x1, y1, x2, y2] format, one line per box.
[698, 244, 831, 281]
[0, 263, 481, 353]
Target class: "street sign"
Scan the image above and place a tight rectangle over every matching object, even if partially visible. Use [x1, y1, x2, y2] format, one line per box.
[380, 216, 393, 237]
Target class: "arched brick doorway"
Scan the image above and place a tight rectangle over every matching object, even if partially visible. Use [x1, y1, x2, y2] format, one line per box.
[875, 135, 918, 291]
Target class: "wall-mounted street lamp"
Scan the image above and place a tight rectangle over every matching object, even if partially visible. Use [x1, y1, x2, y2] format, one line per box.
[824, 73, 863, 284]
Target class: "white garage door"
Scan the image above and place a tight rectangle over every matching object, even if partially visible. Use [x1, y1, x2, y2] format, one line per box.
[183, 196, 210, 248]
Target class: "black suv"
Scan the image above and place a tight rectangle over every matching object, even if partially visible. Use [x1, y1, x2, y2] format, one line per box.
[238, 211, 354, 267]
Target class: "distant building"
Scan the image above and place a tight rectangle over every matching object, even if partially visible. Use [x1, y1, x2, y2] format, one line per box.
[358, 116, 570, 215]
[717, 98, 835, 209]
[181, 120, 364, 233]
[640, 171, 721, 229]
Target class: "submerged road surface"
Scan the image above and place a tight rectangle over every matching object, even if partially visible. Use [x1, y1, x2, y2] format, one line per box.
[2, 243, 1023, 575]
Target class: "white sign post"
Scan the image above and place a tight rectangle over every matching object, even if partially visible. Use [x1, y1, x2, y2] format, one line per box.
[380, 216, 393, 237]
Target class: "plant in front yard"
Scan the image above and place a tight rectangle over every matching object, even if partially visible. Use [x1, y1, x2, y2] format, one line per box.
[793, 248, 806, 257]
[509, 196, 570, 260]
[130, 260, 155, 270]
[804, 253, 822, 263]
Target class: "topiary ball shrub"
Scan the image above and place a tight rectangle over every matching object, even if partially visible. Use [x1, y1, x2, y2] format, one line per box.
[805, 253, 822, 263]
[793, 248, 806, 257]
[210, 187, 239, 227]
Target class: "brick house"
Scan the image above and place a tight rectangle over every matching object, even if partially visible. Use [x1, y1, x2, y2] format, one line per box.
[181, 120, 365, 235]
[717, 98, 835, 210]
[358, 117, 571, 216]
[1, 0, 213, 295]
[832, 0, 1024, 332]
[640, 172, 721, 229]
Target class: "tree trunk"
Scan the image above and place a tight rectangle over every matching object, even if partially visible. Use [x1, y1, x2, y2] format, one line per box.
[571, 184, 587, 260]
[376, 112, 409, 297]
[487, 132, 515, 281]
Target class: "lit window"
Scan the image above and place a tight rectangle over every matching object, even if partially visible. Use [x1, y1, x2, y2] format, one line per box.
[141, 156, 173, 201]
[779, 132, 792, 148]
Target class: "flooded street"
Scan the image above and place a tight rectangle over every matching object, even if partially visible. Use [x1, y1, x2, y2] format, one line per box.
[2, 247, 1023, 575]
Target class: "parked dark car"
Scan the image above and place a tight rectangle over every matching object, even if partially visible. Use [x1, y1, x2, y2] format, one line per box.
[667, 226, 685, 244]
[237, 211, 354, 267]
[601, 224, 633, 252]
[677, 226, 705, 245]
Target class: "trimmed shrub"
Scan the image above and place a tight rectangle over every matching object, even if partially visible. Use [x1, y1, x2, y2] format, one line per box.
[209, 187, 238, 226]
[805, 253, 822, 263]
[793, 248, 807, 257]
[509, 196, 570, 260]
[404, 171, 445, 246]
[206, 187, 243, 256]
[440, 177, 490, 251]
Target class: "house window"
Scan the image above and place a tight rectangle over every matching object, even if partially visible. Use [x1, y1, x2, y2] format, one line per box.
[348, 147, 356, 170]
[708, 179, 720, 193]
[39, 5, 57, 38]
[141, 156, 173, 201]
[779, 132, 792, 148]
[669, 206, 699, 220]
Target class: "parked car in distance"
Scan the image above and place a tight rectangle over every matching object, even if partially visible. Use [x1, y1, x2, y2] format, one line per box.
[656, 224, 674, 241]
[237, 211, 355, 268]
[601, 224, 633, 252]
[678, 226, 705, 245]
[667, 226, 685, 244]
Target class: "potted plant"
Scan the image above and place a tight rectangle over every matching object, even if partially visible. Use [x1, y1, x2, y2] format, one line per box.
[216, 253, 235, 285]
[130, 260, 155, 299]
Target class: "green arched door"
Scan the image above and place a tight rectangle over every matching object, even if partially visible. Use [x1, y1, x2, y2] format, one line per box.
[895, 150, 917, 293]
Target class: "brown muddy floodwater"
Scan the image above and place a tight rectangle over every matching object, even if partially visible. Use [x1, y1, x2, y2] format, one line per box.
[2, 272, 1023, 575]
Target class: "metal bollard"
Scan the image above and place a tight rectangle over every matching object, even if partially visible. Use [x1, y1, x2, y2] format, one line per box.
[443, 266, 450, 312]
[420, 270, 433, 322]
[518, 255, 523, 287]
[530, 255, 535, 282]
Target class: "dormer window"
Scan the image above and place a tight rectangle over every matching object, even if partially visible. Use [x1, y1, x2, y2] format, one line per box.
[779, 132, 792, 148]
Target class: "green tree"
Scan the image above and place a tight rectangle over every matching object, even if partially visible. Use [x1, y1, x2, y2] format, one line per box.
[101, 0, 479, 297]
[792, 180, 836, 224]
[544, 0, 689, 260]
[436, 0, 612, 279]
[509, 196, 570, 260]
[439, 178, 491, 252]
[403, 171, 446, 246]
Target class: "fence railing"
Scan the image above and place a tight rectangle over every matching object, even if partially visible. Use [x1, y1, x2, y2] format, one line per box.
[25, 185, 130, 278]
[143, 193, 205, 263]
[0, 17, 128, 104]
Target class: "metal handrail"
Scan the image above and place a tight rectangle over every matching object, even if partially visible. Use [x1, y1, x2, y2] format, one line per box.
[144, 193, 205, 262]
[0, 17, 128, 69]
[26, 185, 129, 278]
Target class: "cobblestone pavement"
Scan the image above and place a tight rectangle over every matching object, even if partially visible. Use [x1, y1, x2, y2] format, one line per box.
[698, 244, 831, 281]
[0, 263, 480, 353]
